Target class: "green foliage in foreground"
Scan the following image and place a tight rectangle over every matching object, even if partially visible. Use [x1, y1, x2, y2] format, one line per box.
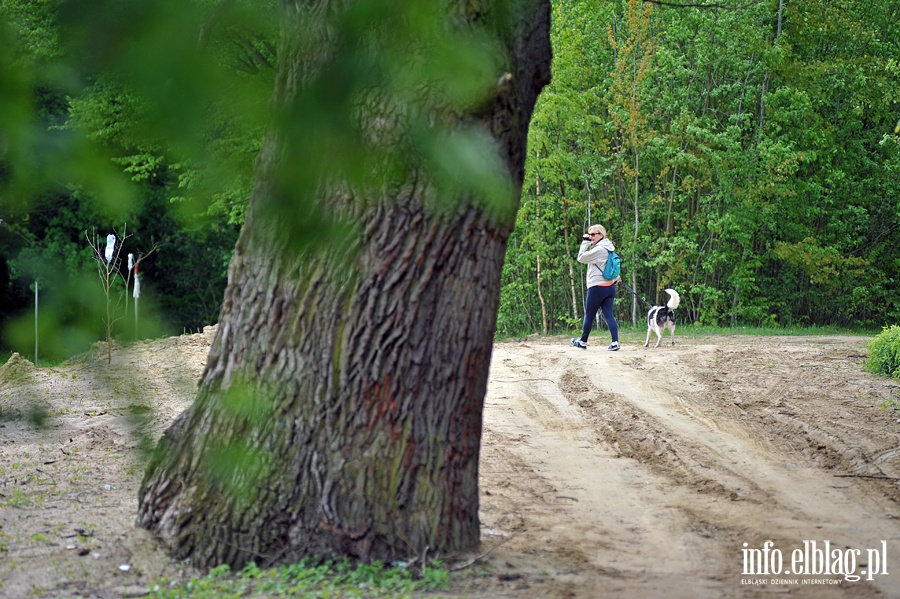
[148, 558, 450, 599]
[865, 326, 900, 380]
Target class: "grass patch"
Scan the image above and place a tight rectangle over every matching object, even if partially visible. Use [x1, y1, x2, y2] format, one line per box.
[672, 323, 877, 338]
[497, 324, 879, 344]
[148, 557, 451, 599]
[5, 488, 32, 508]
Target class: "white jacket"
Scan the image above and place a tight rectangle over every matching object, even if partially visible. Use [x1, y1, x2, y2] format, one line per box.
[577, 237, 617, 287]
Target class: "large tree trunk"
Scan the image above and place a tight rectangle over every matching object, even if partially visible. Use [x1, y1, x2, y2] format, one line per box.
[136, 0, 551, 569]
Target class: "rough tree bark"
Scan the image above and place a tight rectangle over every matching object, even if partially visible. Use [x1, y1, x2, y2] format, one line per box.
[136, 0, 551, 569]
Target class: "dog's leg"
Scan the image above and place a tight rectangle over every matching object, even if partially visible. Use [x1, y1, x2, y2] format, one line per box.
[670, 323, 676, 346]
[654, 326, 662, 348]
[643, 326, 652, 347]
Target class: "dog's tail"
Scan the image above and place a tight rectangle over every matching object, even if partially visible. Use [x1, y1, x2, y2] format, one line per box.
[665, 288, 680, 310]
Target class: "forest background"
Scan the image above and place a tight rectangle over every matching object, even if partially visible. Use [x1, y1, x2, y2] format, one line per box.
[1, 0, 898, 362]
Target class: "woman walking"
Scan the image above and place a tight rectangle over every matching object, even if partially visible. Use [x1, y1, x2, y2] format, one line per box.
[571, 224, 620, 351]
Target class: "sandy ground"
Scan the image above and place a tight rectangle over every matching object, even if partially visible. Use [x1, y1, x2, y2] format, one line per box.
[1, 328, 899, 598]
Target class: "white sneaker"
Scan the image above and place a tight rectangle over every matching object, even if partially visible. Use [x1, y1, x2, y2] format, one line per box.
[607, 341, 620, 351]
[571, 338, 588, 349]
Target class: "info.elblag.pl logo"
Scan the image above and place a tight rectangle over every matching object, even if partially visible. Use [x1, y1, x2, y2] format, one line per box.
[741, 540, 889, 584]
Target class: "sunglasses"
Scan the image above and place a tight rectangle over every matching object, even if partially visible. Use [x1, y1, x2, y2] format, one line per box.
[589, 232, 601, 237]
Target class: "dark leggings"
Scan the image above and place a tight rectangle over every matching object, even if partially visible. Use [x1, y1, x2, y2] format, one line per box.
[581, 284, 618, 344]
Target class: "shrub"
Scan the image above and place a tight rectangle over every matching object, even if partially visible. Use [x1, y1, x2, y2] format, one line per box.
[865, 326, 900, 379]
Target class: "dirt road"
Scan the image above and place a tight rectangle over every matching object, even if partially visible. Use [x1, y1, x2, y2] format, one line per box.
[476, 335, 900, 598]
[1, 330, 898, 597]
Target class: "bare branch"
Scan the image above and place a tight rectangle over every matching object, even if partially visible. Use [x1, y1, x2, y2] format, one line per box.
[133, 240, 160, 268]
[85, 226, 132, 364]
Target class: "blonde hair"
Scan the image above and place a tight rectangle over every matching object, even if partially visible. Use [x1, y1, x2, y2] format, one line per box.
[588, 224, 607, 237]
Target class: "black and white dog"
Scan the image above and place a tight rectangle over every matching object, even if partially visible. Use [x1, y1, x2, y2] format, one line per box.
[643, 289, 680, 348]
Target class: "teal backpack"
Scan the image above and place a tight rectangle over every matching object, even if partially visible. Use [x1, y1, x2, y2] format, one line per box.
[603, 250, 621, 280]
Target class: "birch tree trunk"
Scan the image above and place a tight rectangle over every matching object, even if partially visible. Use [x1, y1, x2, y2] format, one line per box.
[534, 169, 548, 334]
[561, 183, 578, 322]
[136, 0, 551, 569]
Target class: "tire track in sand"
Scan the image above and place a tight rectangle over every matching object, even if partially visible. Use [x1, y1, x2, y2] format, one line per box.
[482, 343, 726, 598]
[480, 339, 898, 598]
